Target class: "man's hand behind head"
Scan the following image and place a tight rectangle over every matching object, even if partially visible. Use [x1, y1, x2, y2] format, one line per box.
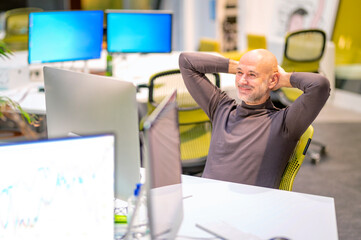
[271, 65, 292, 91]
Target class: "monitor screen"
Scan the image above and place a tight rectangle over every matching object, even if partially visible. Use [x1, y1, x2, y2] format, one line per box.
[28, 10, 104, 64]
[0, 135, 115, 240]
[43, 66, 140, 201]
[142, 90, 183, 239]
[106, 10, 172, 53]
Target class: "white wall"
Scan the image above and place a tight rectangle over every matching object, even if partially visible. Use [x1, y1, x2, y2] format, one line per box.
[161, 0, 217, 51]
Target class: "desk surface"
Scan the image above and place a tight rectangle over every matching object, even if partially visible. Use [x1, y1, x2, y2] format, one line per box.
[179, 175, 338, 240]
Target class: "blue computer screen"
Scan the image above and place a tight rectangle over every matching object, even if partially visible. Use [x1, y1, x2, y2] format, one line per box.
[28, 10, 104, 64]
[106, 11, 172, 53]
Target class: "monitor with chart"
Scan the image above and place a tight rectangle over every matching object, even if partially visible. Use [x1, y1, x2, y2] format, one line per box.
[28, 10, 104, 64]
[106, 10, 172, 53]
[43, 66, 140, 201]
[0, 134, 115, 240]
[142, 90, 183, 239]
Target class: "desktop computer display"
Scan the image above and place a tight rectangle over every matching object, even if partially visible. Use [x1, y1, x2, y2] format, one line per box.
[28, 10, 104, 64]
[43, 67, 141, 201]
[0, 135, 115, 240]
[142, 90, 184, 239]
[106, 10, 172, 53]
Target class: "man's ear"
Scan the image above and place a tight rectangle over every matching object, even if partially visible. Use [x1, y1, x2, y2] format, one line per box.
[269, 72, 279, 89]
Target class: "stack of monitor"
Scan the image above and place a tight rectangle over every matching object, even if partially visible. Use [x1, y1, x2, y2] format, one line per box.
[27, 10, 173, 65]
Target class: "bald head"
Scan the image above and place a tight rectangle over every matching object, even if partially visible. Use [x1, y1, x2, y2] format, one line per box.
[235, 49, 280, 105]
[240, 49, 278, 75]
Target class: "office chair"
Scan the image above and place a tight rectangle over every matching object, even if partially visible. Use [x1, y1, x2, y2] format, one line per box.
[333, 37, 361, 93]
[138, 69, 220, 175]
[198, 37, 221, 53]
[246, 33, 267, 51]
[279, 125, 314, 191]
[2, 7, 43, 51]
[199, 34, 267, 61]
[271, 29, 327, 164]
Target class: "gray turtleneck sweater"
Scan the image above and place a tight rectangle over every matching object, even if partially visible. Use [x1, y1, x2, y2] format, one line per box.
[179, 52, 330, 188]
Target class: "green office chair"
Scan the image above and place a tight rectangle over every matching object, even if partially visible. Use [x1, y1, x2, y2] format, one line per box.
[272, 29, 326, 163]
[139, 69, 220, 175]
[246, 33, 267, 51]
[279, 125, 314, 191]
[198, 37, 221, 53]
[199, 34, 267, 61]
[2, 7, 43, 51]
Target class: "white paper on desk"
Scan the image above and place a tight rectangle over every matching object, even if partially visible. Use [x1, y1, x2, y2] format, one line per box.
[68, 132, 81, 137]
[196, 220, 262, 240]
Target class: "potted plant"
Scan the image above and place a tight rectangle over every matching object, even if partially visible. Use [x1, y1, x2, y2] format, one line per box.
[0, 40, 12, 59]
[0, 41, 40, 141]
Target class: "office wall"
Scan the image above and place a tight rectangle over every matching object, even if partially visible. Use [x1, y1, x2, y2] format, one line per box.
[237, 0, 275, 51]
[0, 0, 27, 11]
[193, 0, 217, 50]
[0, 0, 66, 11]
[238, 0, 339, 53]
[161, 0, 217, 51]
[28, 0, 66, 10]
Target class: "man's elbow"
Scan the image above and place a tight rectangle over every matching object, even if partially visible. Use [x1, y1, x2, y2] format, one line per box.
[316, 75, 331, 101]
[179, 52, 192, 70]
[319, 75, 331, 94]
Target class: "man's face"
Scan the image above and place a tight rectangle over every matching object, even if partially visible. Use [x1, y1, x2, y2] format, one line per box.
[235, 60, 272, 105]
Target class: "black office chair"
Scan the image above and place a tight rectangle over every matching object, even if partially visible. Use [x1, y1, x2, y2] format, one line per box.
[138, 69, 220, 175]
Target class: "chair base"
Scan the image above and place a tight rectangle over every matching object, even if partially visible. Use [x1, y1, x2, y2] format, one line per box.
[308, 140, 327, 164]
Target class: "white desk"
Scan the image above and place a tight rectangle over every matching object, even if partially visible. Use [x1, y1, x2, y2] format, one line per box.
[2, 52, 338, 239]
[179, 175, 338, 240]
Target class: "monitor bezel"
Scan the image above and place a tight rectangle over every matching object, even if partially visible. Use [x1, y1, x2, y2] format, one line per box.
[142, 90, 183, 239]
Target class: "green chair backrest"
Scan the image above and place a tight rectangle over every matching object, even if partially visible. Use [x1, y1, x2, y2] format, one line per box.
[144, 69, 220, 169]
[198, 38, 221, 53]
[3, 7, 43, 51]
[278, 29, 326, 104]
[279, 125, 314, 191]
[247, 33, 267, 50]
[147, 69, 220, 125]
[281, 29, 326, 73]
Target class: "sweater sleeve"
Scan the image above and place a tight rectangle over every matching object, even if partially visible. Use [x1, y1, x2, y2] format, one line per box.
[284, 72, 330, 138]
[178, 52, 231, 120]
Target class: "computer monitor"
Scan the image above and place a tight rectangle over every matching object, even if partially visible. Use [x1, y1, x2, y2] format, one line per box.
[43, 66, 140, 201]
[142, 90, 183, 239]
[0, 134, 115, 239]
[106, 10, 172, 53]
[28, 10, 104, 64]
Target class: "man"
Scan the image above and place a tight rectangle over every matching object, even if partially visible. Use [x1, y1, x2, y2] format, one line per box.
[178, 49, 330, 188]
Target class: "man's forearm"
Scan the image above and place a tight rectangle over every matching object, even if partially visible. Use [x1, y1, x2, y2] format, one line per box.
[179, 52, 229, 74]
